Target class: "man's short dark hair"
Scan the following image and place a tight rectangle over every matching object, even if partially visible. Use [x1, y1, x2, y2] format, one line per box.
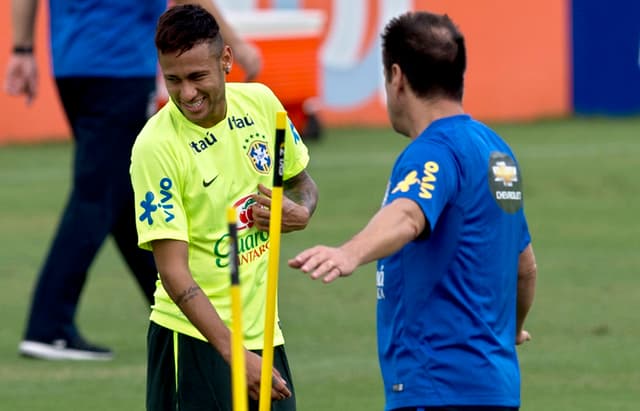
[155, 4, 223, 56]
[382, 11, 466, 101]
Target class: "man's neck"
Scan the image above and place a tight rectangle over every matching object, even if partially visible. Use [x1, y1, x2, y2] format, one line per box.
[407, 97, 464, 139]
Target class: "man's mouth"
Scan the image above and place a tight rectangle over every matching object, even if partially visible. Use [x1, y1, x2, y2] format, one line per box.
[182, 97, 205, 113]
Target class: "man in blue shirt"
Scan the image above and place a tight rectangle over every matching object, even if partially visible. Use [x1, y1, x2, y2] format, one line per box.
[289, 11, 537, 411]
[4, 0, 262, 360]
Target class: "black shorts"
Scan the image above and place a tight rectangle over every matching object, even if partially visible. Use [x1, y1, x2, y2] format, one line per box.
[146, 321, 296, 411]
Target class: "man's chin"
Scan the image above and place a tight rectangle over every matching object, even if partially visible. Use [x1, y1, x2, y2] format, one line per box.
[178, 107, 207, 125]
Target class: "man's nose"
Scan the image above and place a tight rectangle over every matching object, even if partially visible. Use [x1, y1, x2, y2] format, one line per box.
[180, 81, 197, 100]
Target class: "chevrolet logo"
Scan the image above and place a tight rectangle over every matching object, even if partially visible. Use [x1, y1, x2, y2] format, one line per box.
[492, 162, 518, 187]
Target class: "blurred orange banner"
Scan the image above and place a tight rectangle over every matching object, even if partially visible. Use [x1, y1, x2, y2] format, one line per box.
[0, 0, 570, 144]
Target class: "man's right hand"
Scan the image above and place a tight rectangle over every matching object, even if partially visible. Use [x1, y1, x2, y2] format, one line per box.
[245, 349, 292, 401]
[4, 53, 38, 105]
[516, 329, 531, 345]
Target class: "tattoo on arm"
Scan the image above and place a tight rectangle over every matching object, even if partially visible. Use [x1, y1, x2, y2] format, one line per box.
[175, 285, 201, 306]
[284, 171, 318, 215]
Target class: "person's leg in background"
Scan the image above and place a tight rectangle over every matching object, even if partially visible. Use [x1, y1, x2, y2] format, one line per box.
[19, 77, 157, 361]
[112, 191, 157, 303]
[107, 77, 159, 304]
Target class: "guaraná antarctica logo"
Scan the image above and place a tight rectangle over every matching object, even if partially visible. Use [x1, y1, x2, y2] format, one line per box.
[488, 151, 523, 213]
[233, 194, 256, 231]
[211, 193, 270, 268]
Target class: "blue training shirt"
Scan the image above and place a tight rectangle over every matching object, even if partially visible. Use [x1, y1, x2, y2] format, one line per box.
[377, 114, 531, 410]
[49, 1, 165, 77]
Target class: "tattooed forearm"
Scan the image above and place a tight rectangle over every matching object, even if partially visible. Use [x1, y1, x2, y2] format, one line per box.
[175, 285, 201, 306]
[284, 170, 318, 215]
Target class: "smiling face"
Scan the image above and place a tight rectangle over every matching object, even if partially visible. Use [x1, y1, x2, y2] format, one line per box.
[159, 41, 232, 128]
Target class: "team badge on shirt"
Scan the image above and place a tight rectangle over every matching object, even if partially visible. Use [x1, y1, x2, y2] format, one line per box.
[247, 141, 272, 174]
[488, 152, 523, 213]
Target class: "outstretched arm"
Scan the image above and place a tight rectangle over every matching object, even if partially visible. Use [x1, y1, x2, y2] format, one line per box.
[288, 198, 426, 282]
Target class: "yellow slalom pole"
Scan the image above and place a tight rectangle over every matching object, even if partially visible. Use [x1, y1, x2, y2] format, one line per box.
[258, 111, 287, 411]
[228, 207, 248, 411]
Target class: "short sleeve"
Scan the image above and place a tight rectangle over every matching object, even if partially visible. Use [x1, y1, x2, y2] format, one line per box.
[259, 84, 310, 180]
[130, 138, 189, 250]
[283, 117, 310, 179]
[386, 142, 458, 232]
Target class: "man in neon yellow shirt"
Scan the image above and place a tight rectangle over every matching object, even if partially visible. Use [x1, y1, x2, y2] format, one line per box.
[130, 5, 318, 410]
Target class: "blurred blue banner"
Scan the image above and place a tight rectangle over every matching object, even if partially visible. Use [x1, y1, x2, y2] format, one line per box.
[572, 0, 640, 115]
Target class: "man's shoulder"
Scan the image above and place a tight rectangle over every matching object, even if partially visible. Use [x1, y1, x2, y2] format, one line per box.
[142, 103, 182, 136]
[133, 104, 182, 153]
[227, 82, 278, 104]
[227, 81, 273, 94]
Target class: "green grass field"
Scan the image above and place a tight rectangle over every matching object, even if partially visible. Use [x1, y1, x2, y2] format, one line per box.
[1, 116, 639, 410]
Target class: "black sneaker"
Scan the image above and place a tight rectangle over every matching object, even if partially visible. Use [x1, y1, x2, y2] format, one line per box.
[18, 336, 114, 361]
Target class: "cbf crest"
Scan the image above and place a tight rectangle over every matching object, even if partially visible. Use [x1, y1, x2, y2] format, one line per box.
[247, 140, 272, 174]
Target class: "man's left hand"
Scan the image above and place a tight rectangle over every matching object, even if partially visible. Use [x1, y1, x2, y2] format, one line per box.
[250, 184, 311, 233]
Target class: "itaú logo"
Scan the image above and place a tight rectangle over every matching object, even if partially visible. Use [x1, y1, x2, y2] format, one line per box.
[233, 194, 256, 230]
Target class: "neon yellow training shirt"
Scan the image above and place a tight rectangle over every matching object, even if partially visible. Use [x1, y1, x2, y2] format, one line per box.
[130, 82, 310, 349]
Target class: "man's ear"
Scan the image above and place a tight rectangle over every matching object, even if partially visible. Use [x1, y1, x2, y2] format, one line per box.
[221, 45, 233, 73]
[390, 63, 405, 93]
